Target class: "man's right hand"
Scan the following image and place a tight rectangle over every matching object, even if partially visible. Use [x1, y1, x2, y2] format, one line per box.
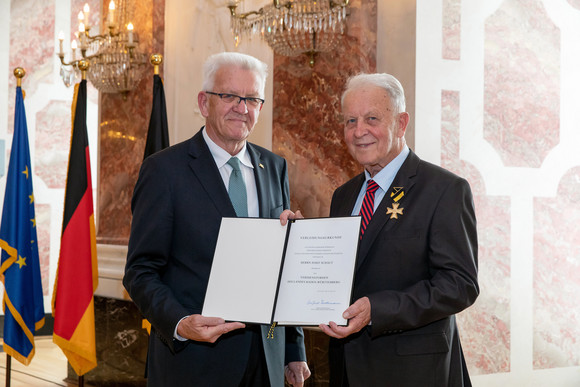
[177, 314, 245, 343]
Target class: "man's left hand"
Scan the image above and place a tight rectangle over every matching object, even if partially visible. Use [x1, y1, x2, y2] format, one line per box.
[284, 361, 311, 387]
[319, 297, 371, 339]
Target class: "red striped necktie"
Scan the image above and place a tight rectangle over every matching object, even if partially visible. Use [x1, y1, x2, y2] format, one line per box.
[359, 179, 379, 240]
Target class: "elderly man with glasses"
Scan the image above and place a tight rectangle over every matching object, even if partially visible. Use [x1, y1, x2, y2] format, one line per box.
[124, 52, 310, 387]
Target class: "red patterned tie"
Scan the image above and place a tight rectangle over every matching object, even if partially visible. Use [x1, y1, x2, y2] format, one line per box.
[359, 179, 379, 239]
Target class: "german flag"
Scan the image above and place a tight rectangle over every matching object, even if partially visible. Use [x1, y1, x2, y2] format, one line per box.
[143, 72, 169, 160]
[52, 79, 98, 376]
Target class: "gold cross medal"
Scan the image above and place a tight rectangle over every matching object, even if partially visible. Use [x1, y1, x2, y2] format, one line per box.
[387, 187, 404, 219]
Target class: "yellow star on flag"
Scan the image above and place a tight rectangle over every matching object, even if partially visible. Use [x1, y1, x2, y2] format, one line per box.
[22, 165, 29, 179]
[16, 255, 27, 268]
[386, 203, 404, 219]
[29, 193, 34, 204]
[31, 218, 37, 227]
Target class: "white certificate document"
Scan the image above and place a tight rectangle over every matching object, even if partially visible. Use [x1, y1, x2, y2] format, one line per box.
[202, 216, 361, 326]
[274, 217, 360, 326]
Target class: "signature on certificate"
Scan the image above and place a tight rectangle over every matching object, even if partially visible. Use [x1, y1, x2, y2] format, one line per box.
[307, 299, 341, 305]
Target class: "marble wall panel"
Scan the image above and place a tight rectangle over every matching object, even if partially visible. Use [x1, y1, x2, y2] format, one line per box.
[483, 0, 560, 168]
[533, 167, 580, 368]
[442, 0, 461, 60]
[97, 0, 165, 245]
[273, 0, 377, 219]
[35, 101, 70, 188]
[417, 0, 580, 384]
[36, 203, 51, 295]
[441, 90, 511, 374]
[8, 0, 55, 103]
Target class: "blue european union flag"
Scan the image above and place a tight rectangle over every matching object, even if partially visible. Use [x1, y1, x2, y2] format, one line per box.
[0, 85, 45, 365]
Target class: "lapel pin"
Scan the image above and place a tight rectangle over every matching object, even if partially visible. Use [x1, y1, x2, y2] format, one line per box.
[259, 163, 264, 169]
[390, 187, 404, 202]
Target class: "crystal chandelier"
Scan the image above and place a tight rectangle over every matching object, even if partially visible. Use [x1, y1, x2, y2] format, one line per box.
[57, 1, 147, 95]
[228, 0, 350, 67]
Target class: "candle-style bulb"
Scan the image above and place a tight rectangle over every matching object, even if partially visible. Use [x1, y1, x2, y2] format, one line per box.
[79, 22, 85, 33]
[58, 31, 64, 55]
[78, 10, 84, 21]
[108, 0, 116, 26]
[83, 4, 90, 26]
[71, 40, 78, 60]
[127, 22, 134, 44]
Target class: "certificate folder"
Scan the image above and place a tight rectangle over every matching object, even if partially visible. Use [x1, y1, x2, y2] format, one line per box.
[202, 216, 361, 326]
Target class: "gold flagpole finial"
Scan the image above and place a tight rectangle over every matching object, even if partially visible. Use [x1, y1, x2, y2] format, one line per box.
[78, 59, 90, 80]
[150, 54, 163, 75]
[14, 67, 26, 87]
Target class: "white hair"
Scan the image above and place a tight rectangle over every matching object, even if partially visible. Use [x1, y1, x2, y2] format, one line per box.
[341, 73, 406, 113]
[202, 52, 268, 97]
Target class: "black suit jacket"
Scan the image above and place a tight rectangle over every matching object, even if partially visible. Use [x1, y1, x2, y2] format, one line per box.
[329, 150, 479, 387]
[123, 129, 306, 386]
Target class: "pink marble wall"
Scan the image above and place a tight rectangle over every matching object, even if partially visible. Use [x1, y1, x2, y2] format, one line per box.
[97, 0, 165, 245]
[273, 0, 377, 218]
[7, 0, 54, 135]
[35, 204, 51, 296]
[441, 90, 511, 374]
[437, 0, 580, 377]
[7, 0, 58, 295]
[533, 167, 580, 368]
[484, 0, 560, 168]
[35, 101, 71, 189]
[7, 1, 55, 104]
[442, 0, 461, 60]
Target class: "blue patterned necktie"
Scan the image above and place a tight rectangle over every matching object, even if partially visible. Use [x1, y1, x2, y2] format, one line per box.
[227, 157, 248, 217]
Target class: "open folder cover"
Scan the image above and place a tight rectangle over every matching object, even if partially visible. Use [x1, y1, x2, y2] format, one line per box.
[202, 216, 361, 326]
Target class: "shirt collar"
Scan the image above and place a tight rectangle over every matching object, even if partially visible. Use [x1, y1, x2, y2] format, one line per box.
[364, 145, 410, 191]
[202, 127, 254, 169]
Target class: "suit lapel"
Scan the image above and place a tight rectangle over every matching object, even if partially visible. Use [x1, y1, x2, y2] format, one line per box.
[336, 174, 365, 217]
[356, 151, 420, 270]
[187, 130, 236, 217]
[247, 144, 269, 217]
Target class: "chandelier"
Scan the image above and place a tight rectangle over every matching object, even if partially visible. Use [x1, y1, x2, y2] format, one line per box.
[228, 0, 350, 67]
[57, 1, 147, 95]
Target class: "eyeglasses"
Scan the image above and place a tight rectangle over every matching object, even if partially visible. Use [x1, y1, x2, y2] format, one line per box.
[205, 91, 265, 109]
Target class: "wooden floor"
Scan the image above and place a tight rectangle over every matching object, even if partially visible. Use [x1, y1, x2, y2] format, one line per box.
[0, 336, 72, 386]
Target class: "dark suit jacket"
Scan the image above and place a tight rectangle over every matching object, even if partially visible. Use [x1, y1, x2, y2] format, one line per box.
[329, 150, 479, 387]
[123, 129, 306, 387]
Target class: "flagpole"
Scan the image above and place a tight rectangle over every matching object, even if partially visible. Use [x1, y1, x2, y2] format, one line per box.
[14, 67, 25, 87]
[4, 66, 27, 387]
[5, 355, 11, 387]
[78, 59, 89, 387]
[78, 58, 89, 80]
[150, 53, 162, 75]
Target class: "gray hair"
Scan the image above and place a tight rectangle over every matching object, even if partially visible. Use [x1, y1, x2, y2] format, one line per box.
[341, 73, 406, 114]
[202, 52, 268, 97]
